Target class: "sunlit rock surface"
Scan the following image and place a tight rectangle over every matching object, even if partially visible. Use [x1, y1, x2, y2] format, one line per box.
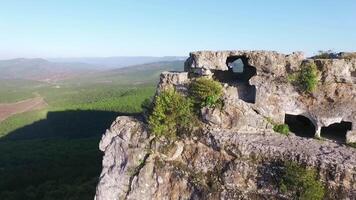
[96, 51, 356, 199]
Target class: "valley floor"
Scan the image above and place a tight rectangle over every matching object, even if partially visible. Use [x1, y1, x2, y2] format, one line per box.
[0, 95, 47, 122]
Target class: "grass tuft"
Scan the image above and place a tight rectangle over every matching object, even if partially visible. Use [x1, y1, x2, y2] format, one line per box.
[280, 161, 325, 200]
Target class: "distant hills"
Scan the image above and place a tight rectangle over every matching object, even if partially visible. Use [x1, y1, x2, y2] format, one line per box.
[48, 56, 186, 69]
[63, 60, 185, 85]
[0, 58, 96, 82]
[0, 57, 186, 82]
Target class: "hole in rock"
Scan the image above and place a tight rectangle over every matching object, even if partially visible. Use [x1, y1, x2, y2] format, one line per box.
[213, 56, 257, 103]
[351, 71, 356, 77]
[320, 121, 352, 143]
[285, 114, 315, 137]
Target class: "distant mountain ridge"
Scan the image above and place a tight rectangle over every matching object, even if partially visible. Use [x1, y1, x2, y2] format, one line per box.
[0, 57, 186, 82]
[48, 56, 186, 68]
[0, 58, 97, 82]
[64, 60, 185, 85]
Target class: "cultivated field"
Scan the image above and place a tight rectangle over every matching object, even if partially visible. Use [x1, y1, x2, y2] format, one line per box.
[0, 96, 47, 122]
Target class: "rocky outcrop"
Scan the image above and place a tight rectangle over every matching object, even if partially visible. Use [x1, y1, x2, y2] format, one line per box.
[185, 51, 356, 141]
[95, 117, 151, 200]
[96, 50, 356, 200]
[346, 131, 356, 143]
[95, 116, 356, 200]
[157, 71, 189, 93]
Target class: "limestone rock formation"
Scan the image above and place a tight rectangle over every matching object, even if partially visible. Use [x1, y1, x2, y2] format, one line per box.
[95, 117, 151, 200]
[96, 50, 356, 200]
[185, 51, 356, 141]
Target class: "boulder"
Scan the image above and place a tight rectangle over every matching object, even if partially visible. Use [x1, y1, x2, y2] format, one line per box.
[346, 130, 356, 144]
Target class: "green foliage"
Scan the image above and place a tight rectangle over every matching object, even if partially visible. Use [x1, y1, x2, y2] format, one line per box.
[0, 60, 182, 200]
[313, 50, 335, 59]
[0, 110, 48, 137]
[280, 162, 325, 200]
[148, 89, 195, 139]
[347, 143, 356, 148]
[299, 63, 319, 93]
[289, 62, 319, 93]
[273, 124, 290, 135]
[265, 117, 290, 136]
[0, 137, 101, 200]
[0, 87, 154, 137]
[141, 97, 154, 118]
[189, 77, 223, 108]
[0, 79, 43, 103]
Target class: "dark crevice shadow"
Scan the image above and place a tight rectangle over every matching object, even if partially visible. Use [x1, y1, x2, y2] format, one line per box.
[285, 114, 315, 138]
[1, 110, 141, 141]
[321, 121, 352, 143]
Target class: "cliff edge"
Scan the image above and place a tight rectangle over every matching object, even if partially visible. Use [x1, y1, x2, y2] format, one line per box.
[95, 50, 356, 200]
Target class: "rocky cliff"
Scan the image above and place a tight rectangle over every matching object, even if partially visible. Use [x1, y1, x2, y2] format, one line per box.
[95, 51, 356, 200]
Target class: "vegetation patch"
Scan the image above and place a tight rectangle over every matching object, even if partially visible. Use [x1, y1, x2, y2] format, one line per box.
[273, 124, 290, 136]
[189, 77, 223, 108]
[266, 117, 290, 136]
[347, 143, 356, 148]
[313, 50, 335, 59]
[0, 137, 102, 200]
[0, 61, 182, 200]
[288, 62, 319, 93]
[147, 78, 223, 140]
[148, 89, 195, 139]
[279, 161, 325, 200]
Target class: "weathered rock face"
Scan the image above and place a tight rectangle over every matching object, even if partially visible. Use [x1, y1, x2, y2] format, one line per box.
[347, 131, 356, 143]
[185, 51, 356, 141]
[157, 71, 189, 93]
[184, 50, 304, 73]
[95, 116, 356, 200]
[96, 50, 356, 200]
[95, 117, 151, 200]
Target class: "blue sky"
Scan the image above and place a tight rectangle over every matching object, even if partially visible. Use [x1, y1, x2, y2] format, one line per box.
[0, 0, 355, 58]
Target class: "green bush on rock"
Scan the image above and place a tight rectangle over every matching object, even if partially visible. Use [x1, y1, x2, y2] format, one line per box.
[148, 89, 195, 139]
[273, 124, 290, 135]
[141, 97, 153, 118]
[280, 162, 325, 200]
[313, 50, 335, 59]
[190, 77, 223, 108]
[347, 143, 356, 148]
[288, 62, 319, 94]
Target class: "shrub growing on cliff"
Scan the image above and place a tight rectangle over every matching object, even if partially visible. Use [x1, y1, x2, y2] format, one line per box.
[273, 124, 290, 135]
[313, 50, 335, 59]
[148, 89, 194, 139]
[141, 97, 153, 119]
[347, 143, 356, 148]
[289, 62, 319, 93]
[280, 162, 325, 200]
[189, 77, 223, 108]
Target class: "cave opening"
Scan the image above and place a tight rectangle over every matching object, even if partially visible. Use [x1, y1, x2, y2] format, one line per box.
[351, 71, 356, 77]
[213, 56, 257, 103]
[320, 121, 352, 143]
[284, 114, 316, 138]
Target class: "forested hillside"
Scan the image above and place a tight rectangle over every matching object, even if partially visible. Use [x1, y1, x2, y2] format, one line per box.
[0, 60, 184, 200]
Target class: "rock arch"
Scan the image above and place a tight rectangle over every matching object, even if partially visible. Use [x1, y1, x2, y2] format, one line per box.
[213, 56, 257, 103]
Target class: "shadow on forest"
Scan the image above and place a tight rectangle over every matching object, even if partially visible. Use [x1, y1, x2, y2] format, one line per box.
[0, 110, 141, 199]
[1, 110, 140, 141]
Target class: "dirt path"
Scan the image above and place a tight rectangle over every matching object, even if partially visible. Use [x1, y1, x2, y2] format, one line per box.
[0, 95, 47, 122]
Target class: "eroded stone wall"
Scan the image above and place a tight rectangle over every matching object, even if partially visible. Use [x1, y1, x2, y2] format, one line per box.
[184, 51, 356, 142]
[95, 50, 356, 200]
